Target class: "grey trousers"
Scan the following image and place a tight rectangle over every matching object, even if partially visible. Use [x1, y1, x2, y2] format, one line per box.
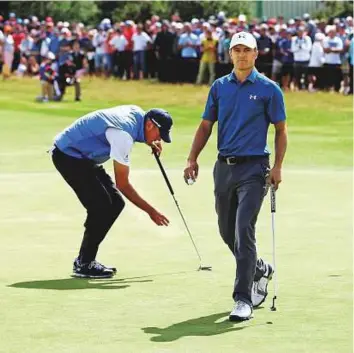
[213, 156, 270, 306]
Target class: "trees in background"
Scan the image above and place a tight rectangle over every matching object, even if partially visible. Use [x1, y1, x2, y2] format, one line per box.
[8, 1, 100, 24]
[6, 1, 252, 25]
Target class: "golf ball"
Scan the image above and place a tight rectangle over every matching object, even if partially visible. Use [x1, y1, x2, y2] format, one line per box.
[187, 178, 194, 185]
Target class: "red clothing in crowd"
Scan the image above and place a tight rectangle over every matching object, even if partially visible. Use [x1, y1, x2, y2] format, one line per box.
[123, 27, 135, 51]
[12, 32, 25, 51]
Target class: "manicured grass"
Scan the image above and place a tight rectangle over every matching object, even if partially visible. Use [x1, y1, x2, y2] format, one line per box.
[0, 78, 352, 353]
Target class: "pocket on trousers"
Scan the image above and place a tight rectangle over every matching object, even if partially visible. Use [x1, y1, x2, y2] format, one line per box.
[259, 160, 270, 197]
[213, 160, 231, 194]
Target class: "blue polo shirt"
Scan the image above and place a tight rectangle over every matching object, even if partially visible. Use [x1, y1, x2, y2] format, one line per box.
[202, 68, 286, 156]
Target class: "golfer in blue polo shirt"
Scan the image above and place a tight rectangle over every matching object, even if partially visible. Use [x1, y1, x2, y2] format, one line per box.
[52, 105, 173, 278]
[184, 32, 288, 321]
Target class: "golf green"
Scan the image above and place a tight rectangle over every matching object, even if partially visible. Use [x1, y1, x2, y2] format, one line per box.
[0, 79, 352, 353]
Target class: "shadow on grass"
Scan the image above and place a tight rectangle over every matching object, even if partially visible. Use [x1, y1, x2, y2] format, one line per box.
[8, 277, 152, 290]
[8, 270, 195, 291]
[142, 311, 257, 342]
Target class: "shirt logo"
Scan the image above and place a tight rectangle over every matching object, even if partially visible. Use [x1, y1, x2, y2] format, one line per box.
[249, 95, 257, 100]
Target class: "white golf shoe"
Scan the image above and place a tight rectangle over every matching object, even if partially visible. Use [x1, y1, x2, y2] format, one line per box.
[252, 264, 274, 308]
[229, 300, 253, 321]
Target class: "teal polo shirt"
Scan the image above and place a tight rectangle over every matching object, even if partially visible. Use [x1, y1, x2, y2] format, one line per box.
[202, 68, 286, 156]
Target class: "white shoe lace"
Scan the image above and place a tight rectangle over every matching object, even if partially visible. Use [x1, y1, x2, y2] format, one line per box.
[88, 260, 104, 270]
[235, 300, 248, 311]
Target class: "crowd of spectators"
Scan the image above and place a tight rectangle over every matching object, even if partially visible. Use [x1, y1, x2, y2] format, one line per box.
[0, 10, 353, 99]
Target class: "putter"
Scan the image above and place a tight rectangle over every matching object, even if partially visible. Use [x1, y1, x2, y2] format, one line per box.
[152, 150, 212, 271]
[270, 185, 277, 311]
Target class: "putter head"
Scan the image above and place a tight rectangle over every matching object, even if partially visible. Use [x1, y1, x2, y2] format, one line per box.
[198, 265, 212, 271]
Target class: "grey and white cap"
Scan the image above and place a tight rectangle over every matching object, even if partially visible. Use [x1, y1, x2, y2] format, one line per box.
[229, 31, 257, 50]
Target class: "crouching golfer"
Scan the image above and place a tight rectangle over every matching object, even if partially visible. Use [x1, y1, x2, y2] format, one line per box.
[51, 105, 173, 278]
[184, 32, 287, 321]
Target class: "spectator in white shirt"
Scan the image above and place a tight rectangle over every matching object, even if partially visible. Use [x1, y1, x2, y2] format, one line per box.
[323, 26, 343, 92]
[109, 28, 128, 79]
[308, 32, 325, 91]
[92, 28, 107, 76]
[132, 23, 152, 79]
[291, 26, 312, 90]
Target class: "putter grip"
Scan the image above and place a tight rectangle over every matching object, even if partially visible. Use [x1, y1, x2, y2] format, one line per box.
[271, 186, 276, 213]
[153, 151, 175, 195]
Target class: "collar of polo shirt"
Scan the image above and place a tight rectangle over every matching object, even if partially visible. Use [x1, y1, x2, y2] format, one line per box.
[228, 68, 258, 83]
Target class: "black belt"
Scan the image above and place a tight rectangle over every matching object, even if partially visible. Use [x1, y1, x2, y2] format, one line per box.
[218, 154, 267, 165]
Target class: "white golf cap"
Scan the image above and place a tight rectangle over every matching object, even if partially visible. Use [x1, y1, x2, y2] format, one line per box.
[229, 31, 257, 50]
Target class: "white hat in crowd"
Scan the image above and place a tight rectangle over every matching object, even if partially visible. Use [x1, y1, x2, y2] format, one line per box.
[238, 14, 247, 22]
[229, 31, 257, 50]
[325, 25, 336, 34]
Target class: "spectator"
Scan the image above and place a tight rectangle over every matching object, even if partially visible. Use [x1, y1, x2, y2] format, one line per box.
[2, 25, 14, 80]
[19, 30, 34, 58]
[15, 55, 27, 77]
[291, 26, 312, 90]
[71, 40, 87, 79]
[303, 13, 317, 42]
[27, 55, 40, 76]
[122, 21, 135, 80]
[47, 23, 61, 57]
[132, 23, 152, 79]
[308, 32, 325, 92]
[279, 29, 294, 91]
[104, 29, 115, 78]
[109, 28, 128, 79]
[195, 28, 217, 85]
[38, 52, 56, 102]
[237, 14, 248, 32]
[256, 24, 273, 78]
[338, 23, 350, 94]
[271, 27, 287, 83]
[29, 30, 42, 63]
[12, 23, 25, 71]
[145, 20, 158, 78]
[221, 30, 231, 63]
[84, 29, 96, 77]
[348, 36, 353, 94]
[57, 54, 78, 101]
[323, 25, 343, 92]
[92, 27, 107, 77]
[177, 22, 199, 83]
[154, 20, 176, 82]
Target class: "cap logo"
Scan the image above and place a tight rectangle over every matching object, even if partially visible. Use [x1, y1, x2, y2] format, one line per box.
[237, 33, 247, 39]
[151, 118, 161, 128]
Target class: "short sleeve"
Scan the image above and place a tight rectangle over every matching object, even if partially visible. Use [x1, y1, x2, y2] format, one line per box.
[202, 82, 218, 122]
[178, 35, 184, 46]
[266, 85, 286, 124]
[105, 128, 134, 166]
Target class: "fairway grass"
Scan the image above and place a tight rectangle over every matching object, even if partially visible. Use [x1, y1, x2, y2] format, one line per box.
[0, 79, 352, 353]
